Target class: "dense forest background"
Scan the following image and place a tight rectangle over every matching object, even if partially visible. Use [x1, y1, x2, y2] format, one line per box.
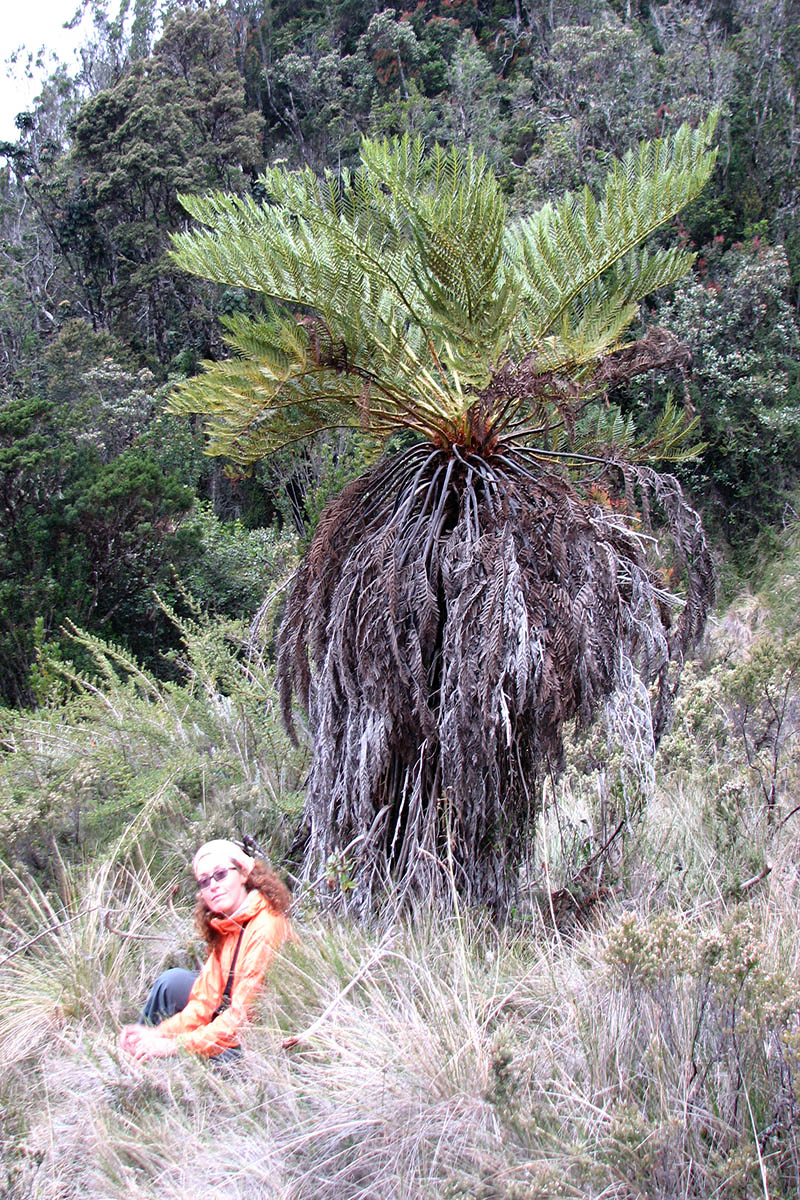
[0, 0, 798, 710]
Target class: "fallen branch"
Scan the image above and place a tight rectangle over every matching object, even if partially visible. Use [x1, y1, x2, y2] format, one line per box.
[778, 804, 800, 830]
[103, 911, 173, 942]
[734, 865, 772, 894]
[166, 883, 180, 921]
[571, 818, 626, 882]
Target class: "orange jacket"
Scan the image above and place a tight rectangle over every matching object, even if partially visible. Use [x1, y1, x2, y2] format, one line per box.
[157, 890, 291, 1056]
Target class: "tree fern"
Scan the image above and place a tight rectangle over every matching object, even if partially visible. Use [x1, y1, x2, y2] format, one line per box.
[167, 123, 718, 914]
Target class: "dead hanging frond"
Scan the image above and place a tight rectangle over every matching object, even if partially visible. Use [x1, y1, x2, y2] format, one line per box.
[278, 445, 714, 915]
[481, 327, 695, 451]
[592, 326, 693, 390]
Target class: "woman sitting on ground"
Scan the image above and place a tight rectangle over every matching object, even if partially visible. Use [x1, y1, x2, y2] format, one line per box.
[119, 839, 292, 1061]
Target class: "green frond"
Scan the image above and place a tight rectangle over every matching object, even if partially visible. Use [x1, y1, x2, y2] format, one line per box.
[219, 308, 309, 368]
[512, 297, 640, 379]
[611, 245, 699, 304]
[170, 355, 364, 461]
[569, 396, 703, 465]
[506, 112, 718, 349]
[635, 395, 706, 462]
[575, 402, 638, 455]
[530, 245, 697, 368]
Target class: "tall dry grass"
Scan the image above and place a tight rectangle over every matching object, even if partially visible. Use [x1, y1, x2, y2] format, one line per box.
[3, 769, 799, 1200]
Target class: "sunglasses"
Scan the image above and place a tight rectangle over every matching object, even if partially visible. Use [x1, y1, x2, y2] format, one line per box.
[196, 866, 238, 891]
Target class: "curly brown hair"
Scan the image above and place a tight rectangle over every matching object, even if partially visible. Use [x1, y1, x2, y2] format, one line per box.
[194, 860, 292, 948]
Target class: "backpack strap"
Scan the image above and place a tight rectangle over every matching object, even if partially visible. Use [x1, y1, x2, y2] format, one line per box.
[212, 925, 245, 1020]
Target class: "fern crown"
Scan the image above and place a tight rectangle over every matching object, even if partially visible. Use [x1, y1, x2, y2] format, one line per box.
[168, 116, 718, 465]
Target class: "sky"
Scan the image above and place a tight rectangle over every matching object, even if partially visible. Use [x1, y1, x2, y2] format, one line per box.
[0, 1, 92, 142]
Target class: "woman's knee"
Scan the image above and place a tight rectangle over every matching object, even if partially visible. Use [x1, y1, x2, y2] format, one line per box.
[141, 967, 198, 1024]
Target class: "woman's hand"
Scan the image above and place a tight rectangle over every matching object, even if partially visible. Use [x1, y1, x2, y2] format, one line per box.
[118, 1024, 141, 1055]
[119, 1024, 178, 1061]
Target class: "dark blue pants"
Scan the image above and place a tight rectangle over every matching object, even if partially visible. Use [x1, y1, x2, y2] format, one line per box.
[140, 967, 241, 1063]
[140, 967, 198, 1025]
